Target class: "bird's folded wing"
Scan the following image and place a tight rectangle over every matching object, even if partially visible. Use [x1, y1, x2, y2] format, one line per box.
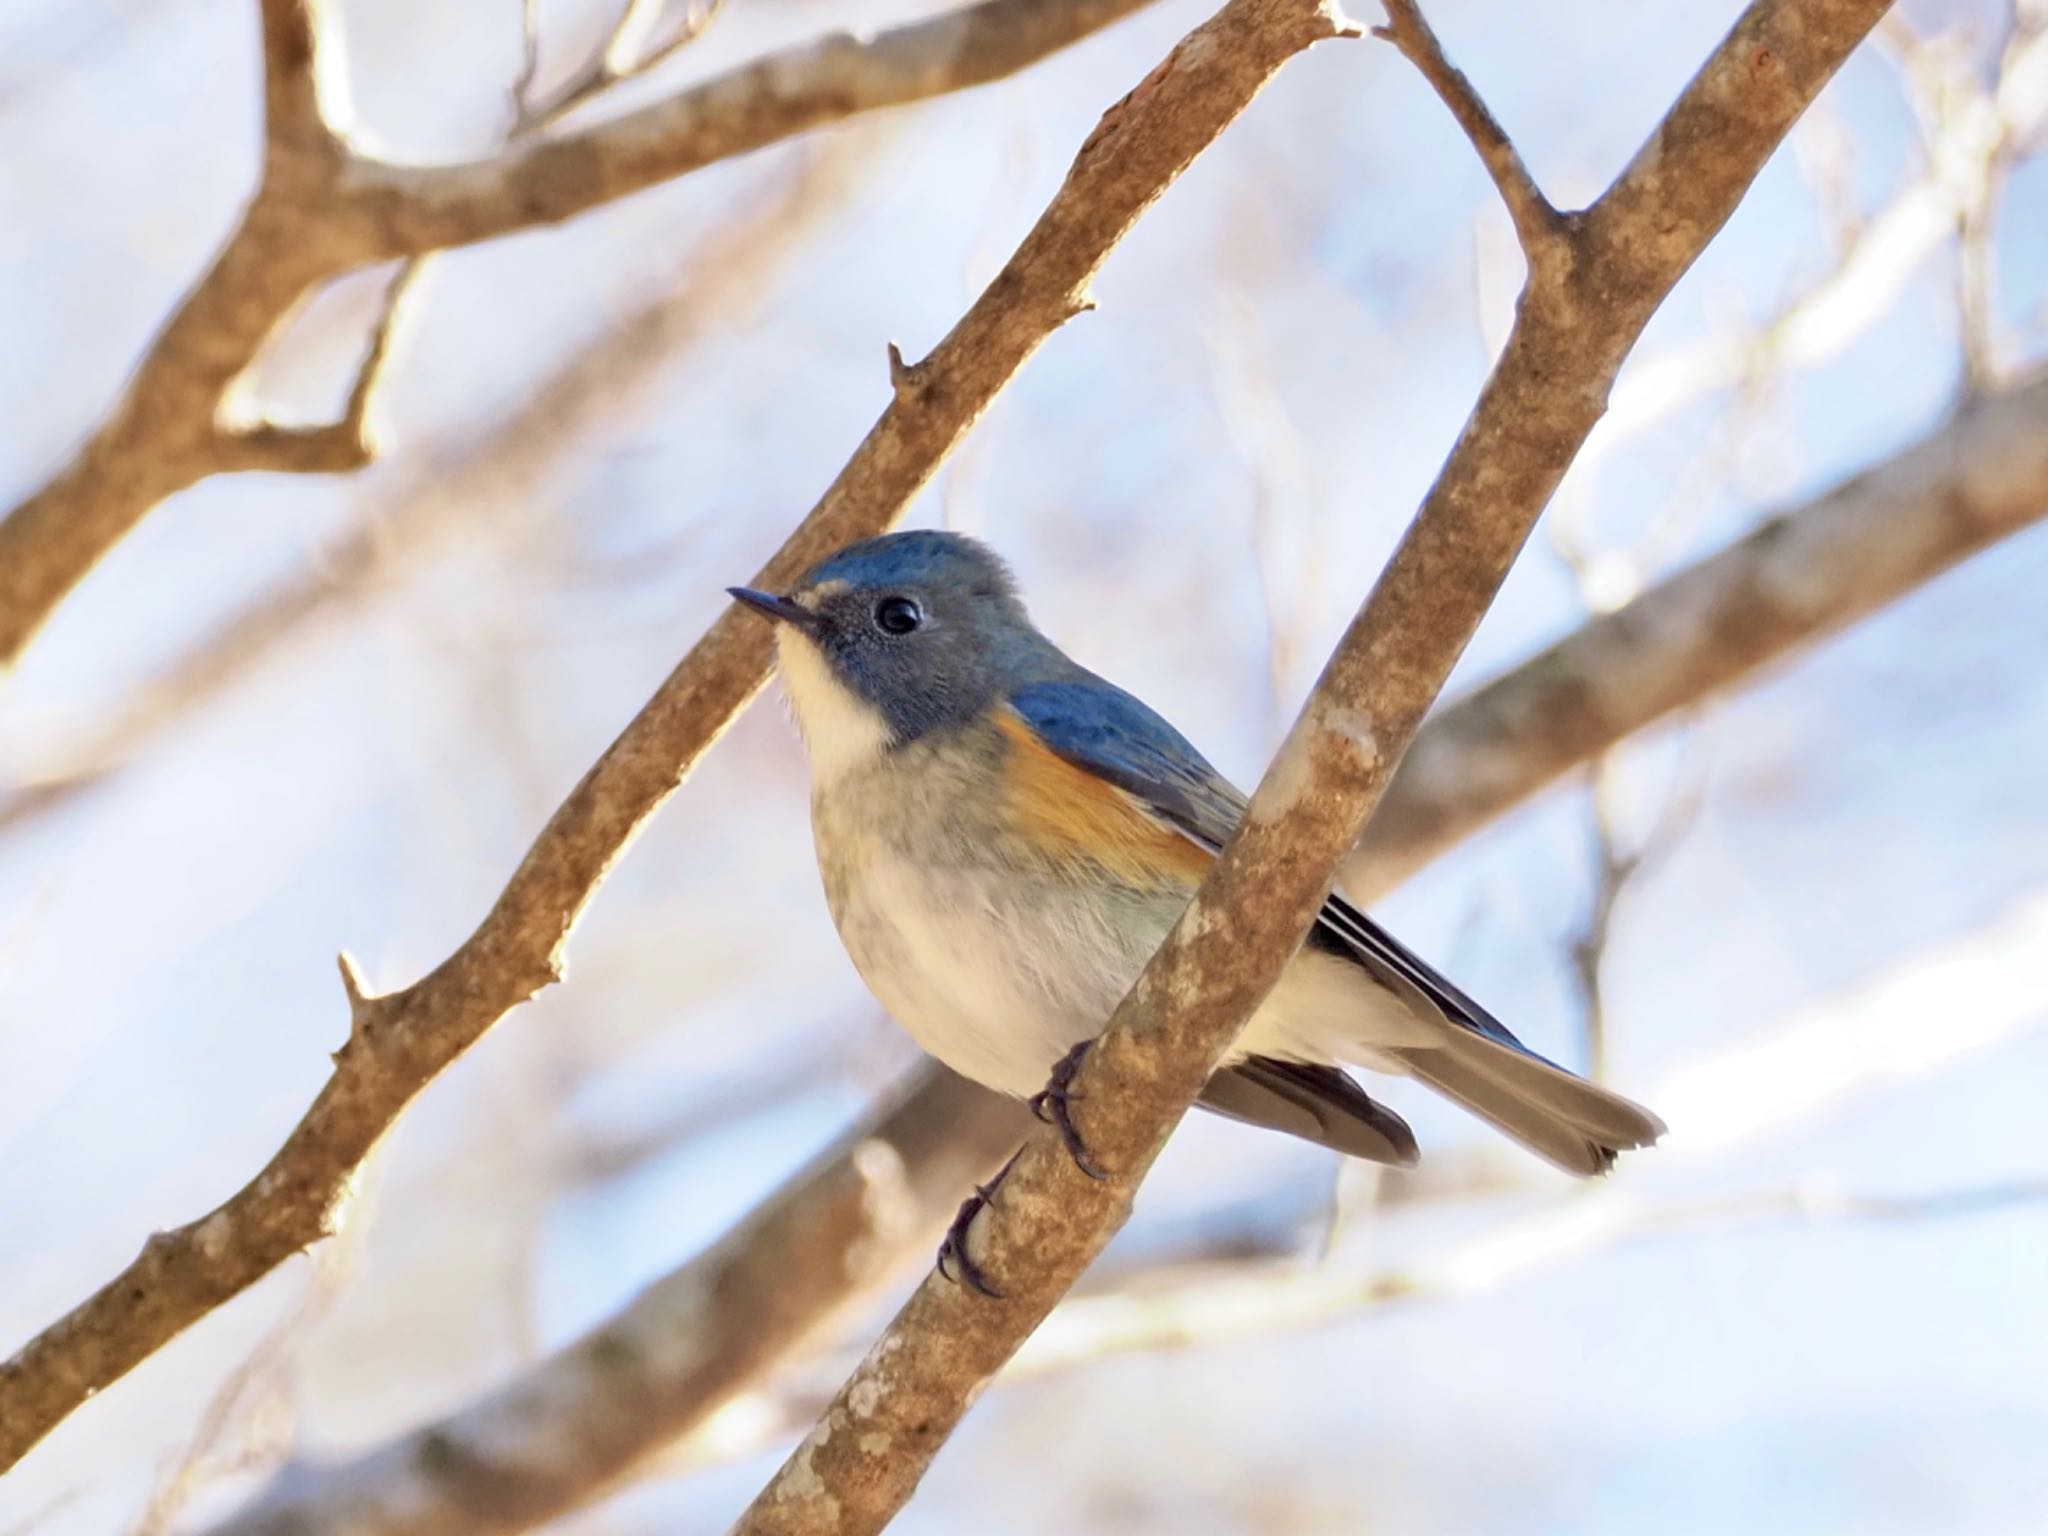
[1005, 677, 1552, 1064]
[1199, 1057, 1419, 1166]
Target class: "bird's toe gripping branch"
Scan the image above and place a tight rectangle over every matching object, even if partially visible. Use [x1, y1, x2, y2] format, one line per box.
[1029, 1037, 1109, 1181]
[937, 1149, 1023, 1299]
[938, 1037, 1111, 1298]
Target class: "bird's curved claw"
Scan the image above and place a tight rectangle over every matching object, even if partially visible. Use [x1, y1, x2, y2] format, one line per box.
[936, 1150, 1021, 1298]
[1029, 1038, 1108, 1181]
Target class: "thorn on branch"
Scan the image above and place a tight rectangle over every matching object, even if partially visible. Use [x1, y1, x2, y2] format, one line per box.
[337, 950, 380, 1051]
[1374, 0, 1569, 274]
[888, 341, 928, 405]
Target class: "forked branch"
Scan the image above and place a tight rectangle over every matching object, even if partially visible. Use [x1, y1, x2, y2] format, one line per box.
[729, 1, 1891, 1531]
[1374, 0, 1569, 266]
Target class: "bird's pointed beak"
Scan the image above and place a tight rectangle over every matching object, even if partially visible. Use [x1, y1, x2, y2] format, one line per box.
[727, 587, 817, 629]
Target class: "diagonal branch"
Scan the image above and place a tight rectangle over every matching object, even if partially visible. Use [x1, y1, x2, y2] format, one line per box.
[730, 2, 1890, 1532]
[339, 0, 1172, 255]
[0, 0, 353, 669]
[256, 0, 337, 160]
[189, 360, 2048, 1536]
[1347, 366, 2048, 896]
[0, 0, 1165, 671]
[1373, 0, 1567, 264]
[0, 0, 1352, 1475]
[205, 1070, 1028, 1536]
[0, 146, 864, 840]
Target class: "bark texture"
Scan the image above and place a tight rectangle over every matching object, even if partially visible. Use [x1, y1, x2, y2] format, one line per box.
[728, 2, 1892, 1531]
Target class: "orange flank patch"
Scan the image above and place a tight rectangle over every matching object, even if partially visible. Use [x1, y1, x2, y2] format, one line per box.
[993, 709, 1213, 888]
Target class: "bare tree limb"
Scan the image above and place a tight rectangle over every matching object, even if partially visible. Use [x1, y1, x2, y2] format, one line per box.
[184, 364, 2039, 1536]
[0, 140, 869, 841]
[0, 0, 1164, 670]
[0, 0, 347, 667]
[1597, 18, 2048, 447]
[1372, 0, 1565, 263]
[217, 261, 422, 475]
[338, 0, 1168, 256]
[206, 1071, 1030, 1536]
[729, 3, 1889, 1532]
[1348, 366, 2048, 897]
[256, 0, 337, 163]
[0, 0, 1351, 1474]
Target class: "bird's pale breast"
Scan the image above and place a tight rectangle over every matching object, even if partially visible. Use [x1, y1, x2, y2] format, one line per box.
[809, 713, 1426, 1098]
[810, 718, 1183, 1096]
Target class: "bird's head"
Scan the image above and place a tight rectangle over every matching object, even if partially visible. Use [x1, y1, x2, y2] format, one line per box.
[729, 530, 1040, 781]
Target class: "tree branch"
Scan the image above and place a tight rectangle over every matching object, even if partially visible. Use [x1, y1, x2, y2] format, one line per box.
[0, 0, 1352, 1474]
[729, 3, 1889, 1531]
[206, 1070, 1030, 1536]
[339, 0, 1170, 255]
[256, 0, 337, 161]
[217, 260, 421, 474]
[1373, 0, 1566, 264]
[0, 0, 1164, 671]
[184, 359, 2038, 1534]
[0, 144, 865, 840]
[0, 0, 354, 670]
[1348, 366, 2048, 897]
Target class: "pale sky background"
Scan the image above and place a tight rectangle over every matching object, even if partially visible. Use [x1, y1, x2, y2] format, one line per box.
[2, 0, 2045, 1531]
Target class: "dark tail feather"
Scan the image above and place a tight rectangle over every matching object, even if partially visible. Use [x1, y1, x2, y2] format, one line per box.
[1392, 1032, 1665, 1177]
[1200, 1057, 1419, 1167]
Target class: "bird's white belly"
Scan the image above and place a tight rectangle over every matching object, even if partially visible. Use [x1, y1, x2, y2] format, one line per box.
[823, 839, 1431, 1099]
[830, 846, 1153, 1097]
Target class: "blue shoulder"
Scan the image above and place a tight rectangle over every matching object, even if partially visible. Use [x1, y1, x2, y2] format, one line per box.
[1007, 676, 1242, 844]
[1014, 675, 1533, 1057]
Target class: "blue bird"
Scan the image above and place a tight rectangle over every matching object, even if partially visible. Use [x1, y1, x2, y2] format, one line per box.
[731, 531, 1663, 1233]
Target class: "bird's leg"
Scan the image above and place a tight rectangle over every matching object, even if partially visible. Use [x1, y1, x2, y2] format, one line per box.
[936, 1147, 1023, 1299]
[1029, 1038, 1108, 1181]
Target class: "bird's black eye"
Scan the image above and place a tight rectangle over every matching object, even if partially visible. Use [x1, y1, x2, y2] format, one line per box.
[874, 596, 923, 636]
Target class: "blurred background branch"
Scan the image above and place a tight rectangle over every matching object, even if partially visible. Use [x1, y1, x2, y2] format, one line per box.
[0, 0, 1163, 670]
[0, 0, 1349, 1473]
[0, 136, 871, 839]
[204, 1070, 1029, 1536]
[730, 2, 1893, 1530]
[192, 444, 2048, 1532]
[4, 0, 2045, 1530]
[1350, 368, 2048, 897]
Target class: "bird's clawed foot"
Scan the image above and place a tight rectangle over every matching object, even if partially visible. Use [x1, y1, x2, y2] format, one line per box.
[937, 1042, 1109, 1298]
[1029, 1038, 1107, 1181]
[937, 1149, 1021, 1299]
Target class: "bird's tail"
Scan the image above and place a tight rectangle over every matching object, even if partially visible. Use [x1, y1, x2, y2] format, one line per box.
[1389, 1029, 1665, 1177]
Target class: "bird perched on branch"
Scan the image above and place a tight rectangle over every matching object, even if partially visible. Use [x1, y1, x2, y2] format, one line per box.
[732, 531, 1662, 1288]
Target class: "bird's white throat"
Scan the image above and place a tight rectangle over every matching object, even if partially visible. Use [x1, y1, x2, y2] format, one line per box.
[774, 626, 895, 785]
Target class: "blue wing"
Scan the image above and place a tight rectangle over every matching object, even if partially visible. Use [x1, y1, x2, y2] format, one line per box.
[1007, 676, 1547, 1062]
[1006, 677, 1246, 848]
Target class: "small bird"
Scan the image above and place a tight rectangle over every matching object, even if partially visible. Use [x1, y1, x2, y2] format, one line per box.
[732, 531, 1662, 1279]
